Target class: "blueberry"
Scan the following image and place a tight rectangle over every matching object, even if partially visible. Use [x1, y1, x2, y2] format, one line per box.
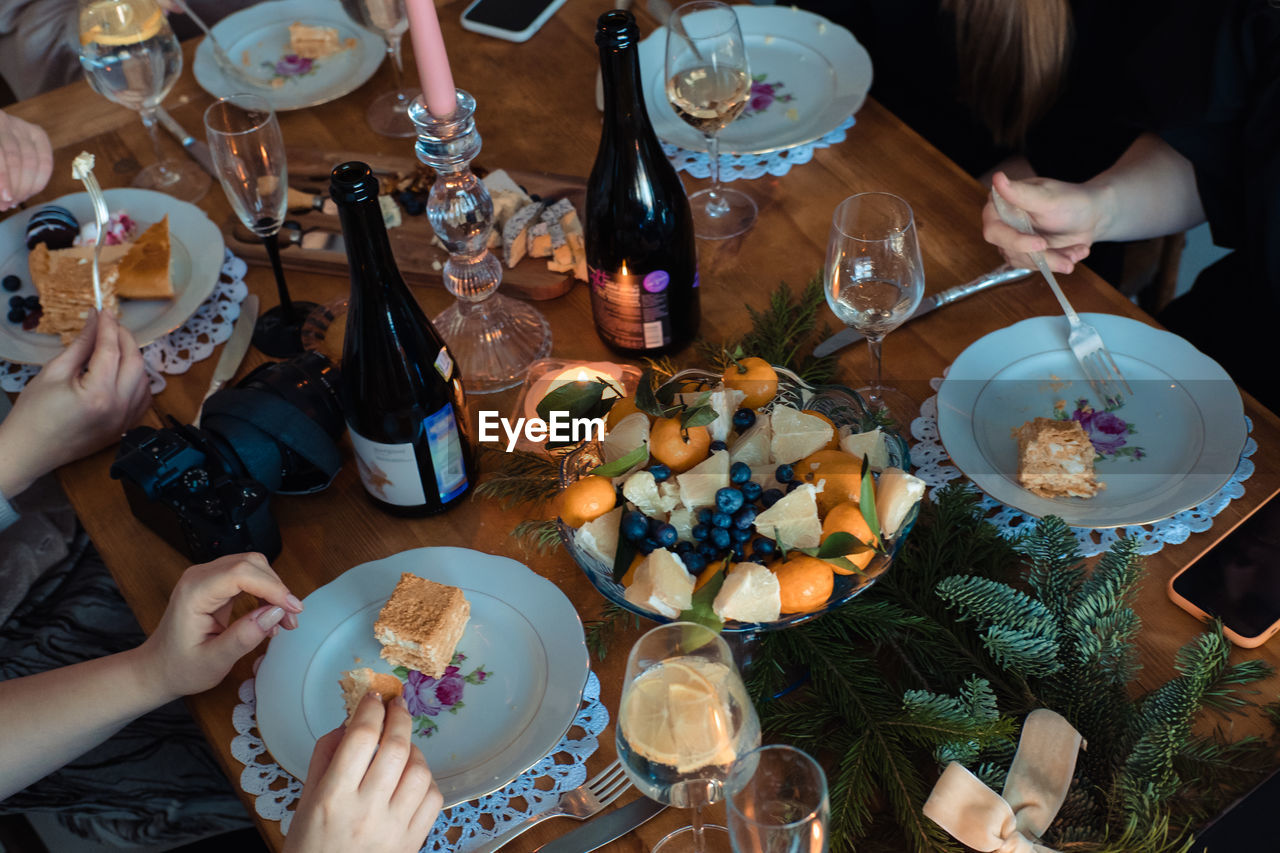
[761, 488, 784, 508]
[649, 462, 671, 482]
[22, 295, 39, 310]
[731, 526, 752, 543]
[709, 440, 728, 452]
[7, 308, 24, 323]
[697, 508, 713, 524]
[741, 481, 763, 503]
[684, 553, 707, 573]
[752, 537, 777, 557]
[710, 527, 731, 549]
[786, 480, 802, 493]
[775, 463, 795, 483]
[403, 198, 426, 215]
[8, 295, 23, 309]
[715, 487, 745, 514]
[622, 510, 648, 542]
[733, 506, 757, 529]
[731, 544, 746, 561]
[639, 536, 659, 554]
[698, 542, 720, 560]
[2, 275, 20, 292]
[732, 408, 756, 431]
[730, 461, 751, 485]
[692, 523, 710, 541]
[655, 523, 678, 548]
[648, 515, 667, 535]
[676, 540, 695, 555]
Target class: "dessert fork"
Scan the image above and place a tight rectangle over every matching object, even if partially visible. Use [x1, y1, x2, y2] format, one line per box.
[168, 0, 273, 90]
[70, 153, 109, 311]
[471, 759, 632, 853]
[990, 190, 1133, 405]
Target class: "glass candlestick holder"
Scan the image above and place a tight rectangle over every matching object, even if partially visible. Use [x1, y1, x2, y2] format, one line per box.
[410, 90, 552, 394]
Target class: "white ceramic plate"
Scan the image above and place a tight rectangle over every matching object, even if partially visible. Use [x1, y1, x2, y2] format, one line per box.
[192, 0, 385, 112]
[0, 188, 223, 365]
[256, 547, 590, 807]
[937, 314, 1247, 528]
[638, 5, 872, 155]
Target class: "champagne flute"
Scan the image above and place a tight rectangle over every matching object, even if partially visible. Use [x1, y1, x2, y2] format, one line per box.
[204, 95, 318, 357]
[726, 745, 830, 853]
[340, 0, 420, 137]
[77, 0, 210, 202]
[823, 192, 925, 422]
[665, 1, 756, 240]
[617, 622, 761, 853]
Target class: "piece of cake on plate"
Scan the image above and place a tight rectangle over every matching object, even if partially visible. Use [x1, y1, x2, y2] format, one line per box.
[1015, 417, 1103, 498]
[373, 573, 470, 678]
[338, 667, 403, 722]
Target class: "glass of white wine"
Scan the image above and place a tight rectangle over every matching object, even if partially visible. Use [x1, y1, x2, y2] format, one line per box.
[617, 622, 761, 853]
[77, 0, 210, 202]
[339, 0, 420, 137]
[823, 192, 925, 422]
[665, 1, 755, 240]
[726, 744, 830, 853]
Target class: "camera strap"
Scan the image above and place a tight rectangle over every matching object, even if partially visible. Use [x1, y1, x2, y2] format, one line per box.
[201, 389, 343, 494]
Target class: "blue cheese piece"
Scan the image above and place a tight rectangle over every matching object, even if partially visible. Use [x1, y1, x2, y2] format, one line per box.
[528, 222, 553, 258]
[502, 201, 544, 268]
[542, 197, 576, 226]
[379, 194, 402, 229]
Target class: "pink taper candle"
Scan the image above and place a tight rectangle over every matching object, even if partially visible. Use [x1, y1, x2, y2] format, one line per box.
[406, 0, 457, 117]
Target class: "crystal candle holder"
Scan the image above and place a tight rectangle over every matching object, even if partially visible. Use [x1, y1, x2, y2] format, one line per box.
[410, 89, 552, 394]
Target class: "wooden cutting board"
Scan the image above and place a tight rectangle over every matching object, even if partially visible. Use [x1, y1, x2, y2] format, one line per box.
[223, 147, 586, 301]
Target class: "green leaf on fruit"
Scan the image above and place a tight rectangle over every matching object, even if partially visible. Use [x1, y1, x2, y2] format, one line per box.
[681, 403, 718, 430]
[537, 379, 611, 423]
[591, 443, 648, 478]
[859, 454, 881, 540]
[815, 531, 875, 558]
[611, 511, 639, 584]
[678, 566, 726, 632]
[636, 368, 681, 419]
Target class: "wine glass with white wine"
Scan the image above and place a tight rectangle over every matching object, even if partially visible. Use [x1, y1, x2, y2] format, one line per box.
[665, 1, 755, 240]
[77, 0, 210, 202]
[617, 622, 761, 853]
[823, 192, 926, 423]
[339, 0, 421, 137]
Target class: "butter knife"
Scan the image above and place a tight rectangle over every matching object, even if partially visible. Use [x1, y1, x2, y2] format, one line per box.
[537, 797, 668, 853]
[813, 264, 1033, 357]
[155, 107, 216, 176]
[194, 294, 258, 425]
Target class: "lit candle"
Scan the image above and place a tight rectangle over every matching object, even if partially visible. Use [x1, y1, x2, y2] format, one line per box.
[405, 0, 457, 118]
[524, 361, 626, 421]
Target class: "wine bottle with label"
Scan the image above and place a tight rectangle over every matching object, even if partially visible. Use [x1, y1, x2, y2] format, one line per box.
[331, 161, 473, 516]
[587, 9, 699, 356]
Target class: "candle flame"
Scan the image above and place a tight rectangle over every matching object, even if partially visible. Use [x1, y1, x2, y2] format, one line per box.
[575, 369, 590, 382]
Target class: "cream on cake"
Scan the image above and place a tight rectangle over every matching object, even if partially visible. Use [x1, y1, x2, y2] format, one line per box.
[372, 573, 470, 678]
[1015, 417, 1103, 499]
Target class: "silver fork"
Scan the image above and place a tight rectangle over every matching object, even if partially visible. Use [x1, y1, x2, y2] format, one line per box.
[471, 759, 632, 853]
[990, 190, 1133, 405]
[70, 153, 110, 311]
[168, 0, 274, 90]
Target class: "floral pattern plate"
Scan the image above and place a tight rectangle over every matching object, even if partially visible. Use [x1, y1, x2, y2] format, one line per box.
[936, 313, 1247, 528]
[255, 547, 589, 807]
[192, 0, 384, 111]
[637, 5, 872, 155]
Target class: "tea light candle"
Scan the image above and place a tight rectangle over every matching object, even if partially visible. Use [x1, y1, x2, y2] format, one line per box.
[523, 361, 626, 421]
[405, 0, 456, 117]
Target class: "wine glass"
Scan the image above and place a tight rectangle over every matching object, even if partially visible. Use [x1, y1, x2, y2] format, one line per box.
[204, 94, 318, 357]
[665, 1, 756, 240]
[340, 0, 421, 137]
[823, 192, 925, 422]
[726, 745, 830, 853]
[77, 0, 210, 202]
[617, 622, 761, 852]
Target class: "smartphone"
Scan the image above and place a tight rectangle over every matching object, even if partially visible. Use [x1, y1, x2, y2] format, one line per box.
[1168, 499, 1280, 648]
[459, 0, 568, 43]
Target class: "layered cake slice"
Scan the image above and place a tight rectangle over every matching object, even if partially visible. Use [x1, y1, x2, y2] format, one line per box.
[373, 573, 470, 678]
[1015, 417, 1103, 498]
[338, 667, 404, 722]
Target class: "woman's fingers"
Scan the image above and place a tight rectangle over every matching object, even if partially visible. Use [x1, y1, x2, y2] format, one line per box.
[362, 696, 417, 799]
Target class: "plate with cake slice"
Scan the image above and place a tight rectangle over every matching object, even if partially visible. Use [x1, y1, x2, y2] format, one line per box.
[255, 547, 590, 806]
[937, 313, 1247, 528]
[0, 188, 224, 365]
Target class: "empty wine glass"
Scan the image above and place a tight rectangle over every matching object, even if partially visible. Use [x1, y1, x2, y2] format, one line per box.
[77, 0, 210, 202]
[726, 745, 830, 853]
[823, 192, 925, 422]
[665, 1, 756, 240]
[340, 0, 421, 137]
[617, 622, 761, 852]
[204, 94, 318, 356]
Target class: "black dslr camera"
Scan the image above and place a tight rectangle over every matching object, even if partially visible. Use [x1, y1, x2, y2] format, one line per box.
[110, 352, 345, 563]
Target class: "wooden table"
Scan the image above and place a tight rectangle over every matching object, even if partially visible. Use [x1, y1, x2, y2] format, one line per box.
[5, 1, 1279, 850]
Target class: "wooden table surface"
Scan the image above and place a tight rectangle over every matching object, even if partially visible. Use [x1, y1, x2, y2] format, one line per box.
[5, 1, 1279, 850]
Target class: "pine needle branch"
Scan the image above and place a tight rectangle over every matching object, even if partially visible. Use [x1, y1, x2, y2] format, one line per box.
[583, 602, 639, 661]
[473, 448, 562, 508]
[513, 519, 562, 555]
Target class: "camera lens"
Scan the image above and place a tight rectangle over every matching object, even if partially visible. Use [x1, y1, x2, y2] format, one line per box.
[237, 351, 345, 439]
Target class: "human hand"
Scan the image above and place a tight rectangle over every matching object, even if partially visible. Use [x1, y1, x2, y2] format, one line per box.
[137, 552, 304, 701]
[0, 309, 151, 499]
[0, 110, 53, 212]
[284, 693, 442, 853]
[982, 171, 1108, 274]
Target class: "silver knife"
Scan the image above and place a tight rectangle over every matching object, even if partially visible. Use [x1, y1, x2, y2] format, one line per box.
[194, 294, 258, 426]
[537, 797, 668, 853]
[155, 106, 216, 176]
[813, 263, 1033, 357]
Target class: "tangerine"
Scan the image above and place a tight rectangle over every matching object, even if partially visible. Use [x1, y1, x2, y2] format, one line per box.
[798, 450, 866, 515]
[606, 396, 649, 430]
[649, 417, 712, 474]
[620, 552, 646, 587]
[694, 561, 723, 592]
[820, 501, 878, 574]
[560, 475, 617, 527]
[722, 357, 778, 409]
[801, 410, 841, 450]
[772, 554, 835, 613]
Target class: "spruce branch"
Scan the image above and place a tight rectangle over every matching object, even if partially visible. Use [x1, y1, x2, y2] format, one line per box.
[473, 448, 562, 508]
[582, 602, 639, 661]
[512, 519, 562, 555]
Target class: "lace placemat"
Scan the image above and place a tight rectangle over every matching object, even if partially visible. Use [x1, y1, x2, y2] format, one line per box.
[910, 376, 1257, 557]
[663, 115, 856, 182]
[0, 249, 249, 395]
[231, 659, 607, 853]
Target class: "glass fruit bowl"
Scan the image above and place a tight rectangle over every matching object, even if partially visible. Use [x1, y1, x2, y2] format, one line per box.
[556, 366, 919, 635]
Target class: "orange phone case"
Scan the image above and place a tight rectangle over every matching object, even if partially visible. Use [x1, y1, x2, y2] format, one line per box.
[1167, 520, 1280, 649]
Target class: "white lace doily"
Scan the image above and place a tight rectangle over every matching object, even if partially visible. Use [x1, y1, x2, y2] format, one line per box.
[910, 376, 1257, 557]
[231, 657, 607, 853]
[663, 116, 856, 181]
[0, 249, 249, 395]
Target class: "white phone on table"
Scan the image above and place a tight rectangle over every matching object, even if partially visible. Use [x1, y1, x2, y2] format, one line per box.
[459, 0, 568, 43]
